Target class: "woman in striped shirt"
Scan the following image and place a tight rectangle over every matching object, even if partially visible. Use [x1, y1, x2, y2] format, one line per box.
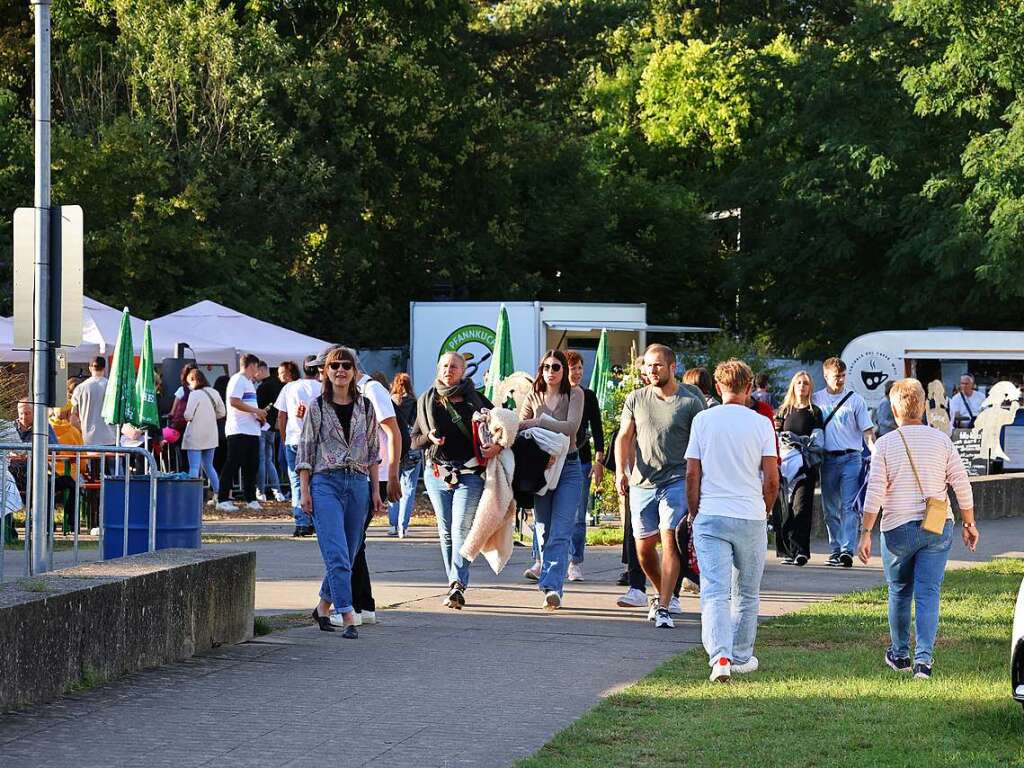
[858, 378, 979, 680]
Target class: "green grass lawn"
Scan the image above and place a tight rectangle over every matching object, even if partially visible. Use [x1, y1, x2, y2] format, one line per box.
[516, 559, 1024, 768]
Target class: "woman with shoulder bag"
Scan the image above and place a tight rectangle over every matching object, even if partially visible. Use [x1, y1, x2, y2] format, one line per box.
[775, 371, 824, 566]
[182, 368, 227, 501]
[297, 346, 384, 638]
[858, 378, 980, 680]
[411, 353, 492, 610]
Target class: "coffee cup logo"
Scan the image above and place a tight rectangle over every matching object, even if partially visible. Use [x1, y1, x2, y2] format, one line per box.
[861, 370, 889, 391]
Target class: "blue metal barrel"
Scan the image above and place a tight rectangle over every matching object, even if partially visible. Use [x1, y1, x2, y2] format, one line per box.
[101, 476, 204, 559]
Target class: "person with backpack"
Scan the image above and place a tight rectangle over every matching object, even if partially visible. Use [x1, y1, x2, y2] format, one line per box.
[411, 352, 492, 610]
[388, 372, 420, 537]
[297, 345, 383, 638]
[182, 368, 227, 501]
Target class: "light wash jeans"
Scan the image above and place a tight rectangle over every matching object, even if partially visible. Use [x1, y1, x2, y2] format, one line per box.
[692, 514, 767, 666]
[311, 469, 369, 615]
[534, 459, 584, 597]
[424, 469, 483, 588]
[186, 448, 219, 493]
[569, 462, 592, 564]
[284, 444, 311, 528]
[820, 452, 863, 556]
[257, 430, 282, 493]
[881, 519, 954, 665]
[388, 458, 422, 532]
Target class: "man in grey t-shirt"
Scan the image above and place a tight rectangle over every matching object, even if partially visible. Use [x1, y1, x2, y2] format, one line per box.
[71, 356, 116, 446]
[615, 344, 705, 629]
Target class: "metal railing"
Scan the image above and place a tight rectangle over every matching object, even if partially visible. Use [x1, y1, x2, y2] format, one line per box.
[0, 443, 158, 579]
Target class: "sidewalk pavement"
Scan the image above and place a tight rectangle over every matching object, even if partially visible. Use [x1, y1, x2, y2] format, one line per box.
[1, 517, 1022, 768]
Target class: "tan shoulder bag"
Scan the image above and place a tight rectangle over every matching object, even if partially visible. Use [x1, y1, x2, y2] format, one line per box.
[895, 429, 950, 534]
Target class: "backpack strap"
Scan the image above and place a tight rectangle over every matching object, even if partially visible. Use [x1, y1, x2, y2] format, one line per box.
[822, 391, 855, 430]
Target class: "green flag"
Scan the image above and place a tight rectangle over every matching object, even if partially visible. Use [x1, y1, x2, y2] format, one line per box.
[133, 321, 159, 428]
[589, 328, 612, 411]
[483, 304, 515, 407]
[101, 307, 138, 427]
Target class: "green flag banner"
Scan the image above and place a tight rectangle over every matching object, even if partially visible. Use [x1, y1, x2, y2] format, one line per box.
[589, 328, 612, 412]
[101, 307, 137, 427]
[133, 321, 160, 428]
[484, 304, 515, 407]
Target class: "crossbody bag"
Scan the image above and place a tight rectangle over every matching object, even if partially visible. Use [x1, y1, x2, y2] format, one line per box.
[895, 429, 950, 535]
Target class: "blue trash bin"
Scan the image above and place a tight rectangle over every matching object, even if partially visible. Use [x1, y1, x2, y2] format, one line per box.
[102, 475, 204, 559]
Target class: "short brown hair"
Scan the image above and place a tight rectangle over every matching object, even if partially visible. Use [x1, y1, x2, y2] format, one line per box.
[683, 367, 713, 397]
[890, 378, 925, 420]
[714, 359, 753, 393]
[565, 350, 583, 367]
[644, 343, 674, 364]
[823, 357, 847, 374]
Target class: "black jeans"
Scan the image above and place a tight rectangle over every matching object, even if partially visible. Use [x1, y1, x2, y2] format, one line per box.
[351, 480, 382, 613]
[218, 434, 259, 502]
[780, 469, 817, 559]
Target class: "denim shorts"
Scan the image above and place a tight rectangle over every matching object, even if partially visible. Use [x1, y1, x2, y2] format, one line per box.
[629, 478, 687, 539]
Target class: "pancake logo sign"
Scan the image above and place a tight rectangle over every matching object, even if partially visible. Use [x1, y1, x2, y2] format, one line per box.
[440, 324, 495, 388]
[849, 351, 899, 405]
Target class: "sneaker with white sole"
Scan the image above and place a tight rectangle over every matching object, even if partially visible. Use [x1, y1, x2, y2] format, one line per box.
[523, 561, 541, 582]
[647, 597, 661, 621]
[255, 490, 267, 502]
[357, 610, 376, 625]
[567, 562, 584, 582]
[543, 591, 561, 611]
[654, 607, 674, 628]
[710, 657, 732, 683]
[273, 489, 288, 502]
[246, 500, 262, 511]
[205, 498, 217, 507]
[667, 596, 682, 614]
[885, 649, 912, 673]
[732, 656, 759, 674]
[913, 663, 932, 680]
[328, 613, 357, 628]
[616, 588, 648, 608]
[215, 501, 239, 512]
[387, 526, 398, 536]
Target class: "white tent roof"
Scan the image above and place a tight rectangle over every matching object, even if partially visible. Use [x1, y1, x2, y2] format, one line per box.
[151, 300, 330, 366]
[0, 316, 104, 363]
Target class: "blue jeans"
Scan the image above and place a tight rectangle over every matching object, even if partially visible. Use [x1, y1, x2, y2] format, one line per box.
[424, 469, 483, 588]
[820, 452, 862, 555]
[569, 463, 592, 564]
[881, 519, 953, 665]
[692, 514, 767, 666]
[534, 459, 584, 597]
[186, 448, 219, 493]
[311, 469, 370, 615]
[257, 430, 281, 492]
[284, 444, 311, 528]
[388, 458, 422, 531]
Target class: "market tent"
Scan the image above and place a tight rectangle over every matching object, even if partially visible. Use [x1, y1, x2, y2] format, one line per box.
[0, 316, 103, 364]
[151, 300, 329, 366]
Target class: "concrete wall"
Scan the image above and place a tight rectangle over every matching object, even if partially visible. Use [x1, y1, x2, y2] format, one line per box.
[0, 549, 254, 713]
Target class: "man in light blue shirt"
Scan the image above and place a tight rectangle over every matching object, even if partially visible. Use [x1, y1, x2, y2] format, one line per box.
[812, 357, 875, 567]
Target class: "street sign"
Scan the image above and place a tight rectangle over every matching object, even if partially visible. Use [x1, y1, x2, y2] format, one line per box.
[13, 204, 83, 348]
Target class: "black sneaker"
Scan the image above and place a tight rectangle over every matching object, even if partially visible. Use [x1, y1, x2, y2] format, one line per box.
[839, 553, 854, 568]
[301, 526, 316, 537]
[780, 556, 797, 565]
[913, 663, 932, 680]
[616, 571, 629, 587]
[826, 553, 841, 567]
[444, 583, 466, 610]
[794, 554, 809, 567]
[292, 526, 304, 538]
[885, 649, 912, 673]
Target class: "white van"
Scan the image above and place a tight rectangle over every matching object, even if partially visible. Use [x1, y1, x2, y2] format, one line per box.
[840, 329, 1024, 408]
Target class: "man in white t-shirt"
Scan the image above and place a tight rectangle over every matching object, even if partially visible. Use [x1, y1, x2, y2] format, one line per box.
[71, 356, 116, 445]
[685, 359, 778, 683]
[216, 354, 267, 511]
[274, 354, 323, 536]
[812, 357, 875, 568]
[949, 374, 986, 429]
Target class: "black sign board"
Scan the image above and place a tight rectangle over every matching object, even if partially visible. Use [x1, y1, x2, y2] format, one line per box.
[951, 428, 988, 476]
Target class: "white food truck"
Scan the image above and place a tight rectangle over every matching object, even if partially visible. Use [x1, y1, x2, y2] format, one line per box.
[841, 329, 1024, 408]
[409, 301, 716, 391]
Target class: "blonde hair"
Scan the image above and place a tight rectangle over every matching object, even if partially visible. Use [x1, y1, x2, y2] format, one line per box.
[890, 378, 926, 420]
[780, 370, 814, 415]
[713, 359, 753, 393]
[823, 357, 847, 374]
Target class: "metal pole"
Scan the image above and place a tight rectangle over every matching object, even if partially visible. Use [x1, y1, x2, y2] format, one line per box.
[148, 454, 157, 552]
[72, 454, 81, 565]
[0, 452, 8, 583]
[29, 0, 52, 576]
[122, 464, 130, 558]
[98, 452, 105, 556]
[24, 454, 32, 575]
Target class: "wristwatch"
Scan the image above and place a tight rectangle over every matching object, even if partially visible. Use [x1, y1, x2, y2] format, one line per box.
[963, 522, 977, 529]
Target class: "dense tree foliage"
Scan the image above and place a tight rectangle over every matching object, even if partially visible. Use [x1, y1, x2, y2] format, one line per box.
[0, 0, 1020, 356]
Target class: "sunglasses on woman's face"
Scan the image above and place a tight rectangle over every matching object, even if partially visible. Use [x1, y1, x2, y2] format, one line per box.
[542, 362, 562, 372]
[328, 360, 354, 372]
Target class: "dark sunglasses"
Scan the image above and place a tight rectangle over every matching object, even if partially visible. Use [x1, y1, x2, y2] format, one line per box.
[328, 360, 354, 371]
[542, 362, 562, 372]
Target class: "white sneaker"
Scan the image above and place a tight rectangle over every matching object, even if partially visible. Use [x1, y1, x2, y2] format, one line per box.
[732, 656, 759, 674]
[523, 561, 541, 581]
[246, 500, 262, 511]
[89, 527, 100, 536]
[710, 658, 732, 683]
[357, 611, 376, 625]
[567, 562, 584, 582]
[647, 597, 660, 621]
[399, 528, 408, 539]
[387, 526, 398, 536]
[215, 501, 239, 512]
[543, 591, 561, 611]
[273, 489, 287, 502]
[616, 588, 648, 608]
[205, 498, 217, 507]
[667, 597, 682, 614]
[328, 613, 354, 628]
[681, 577, 700, 594]
[654, 607, 674, 628]
[351, 612, 363, 626]
[255, 490, 267, 502]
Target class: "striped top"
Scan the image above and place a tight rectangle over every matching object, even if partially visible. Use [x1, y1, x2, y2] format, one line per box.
[863, 424, 973, 532]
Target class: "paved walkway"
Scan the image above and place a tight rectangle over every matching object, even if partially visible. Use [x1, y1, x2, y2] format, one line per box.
[1, 518, 1022, 767]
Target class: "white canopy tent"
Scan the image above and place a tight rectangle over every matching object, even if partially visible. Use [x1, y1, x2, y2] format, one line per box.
[0, 316, 103, 363]
[151, 300, 330, 367]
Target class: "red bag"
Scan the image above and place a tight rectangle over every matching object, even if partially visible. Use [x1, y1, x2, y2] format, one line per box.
[169, 390, 190, 433]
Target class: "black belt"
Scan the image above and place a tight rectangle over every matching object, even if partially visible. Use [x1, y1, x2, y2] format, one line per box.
[825, 449, 859, 457]
[566, 451, 579, 461]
